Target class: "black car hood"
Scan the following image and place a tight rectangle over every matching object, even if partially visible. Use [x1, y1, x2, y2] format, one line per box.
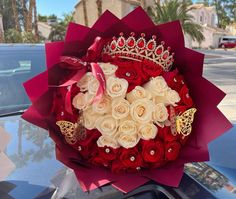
[0, 114, 236, 199]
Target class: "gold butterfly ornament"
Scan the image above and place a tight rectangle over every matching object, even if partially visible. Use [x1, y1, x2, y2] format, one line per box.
[170, 107, 197, 139]
[56, 117, 87, 145]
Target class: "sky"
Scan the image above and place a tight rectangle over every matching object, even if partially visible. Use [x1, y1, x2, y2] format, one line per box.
[37, 0, 79, 18]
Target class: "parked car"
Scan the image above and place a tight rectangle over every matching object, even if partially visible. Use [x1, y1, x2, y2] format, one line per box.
[219, 36, 236, 48]
[0, 44, 236, 199]
[0, 44, 46, 115]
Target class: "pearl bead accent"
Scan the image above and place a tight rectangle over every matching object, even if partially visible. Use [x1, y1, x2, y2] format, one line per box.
[78, 146, 82, 151]
[126, 72, 131, 77]
[105, 148, 110, 153]
[150, 150, 155, 155]
[130, 156, 135, 161]
[173, 78, 177, 82]
[168, 148, 172, 153]
[136, 167, 141, 170]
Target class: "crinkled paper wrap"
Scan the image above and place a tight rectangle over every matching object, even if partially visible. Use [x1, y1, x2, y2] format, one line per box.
[22, 7, 232, 193]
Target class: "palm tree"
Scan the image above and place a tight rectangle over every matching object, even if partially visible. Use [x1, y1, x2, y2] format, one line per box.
[27, 0, 33, 31]
[81, 0, 88, 26]
[149, 0, 204, 43]
[33, 0, 39, 42]
[96, 0, 102, 17]
[48, 22, 66, 41]
[12, 0, 20, 31]
[21, 0, 28, 31]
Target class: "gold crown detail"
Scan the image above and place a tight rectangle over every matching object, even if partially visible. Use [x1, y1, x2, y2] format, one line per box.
[102, 32, 175, 71]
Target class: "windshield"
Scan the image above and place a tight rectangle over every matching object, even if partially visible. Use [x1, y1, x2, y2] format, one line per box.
[0, 45, 46, 116]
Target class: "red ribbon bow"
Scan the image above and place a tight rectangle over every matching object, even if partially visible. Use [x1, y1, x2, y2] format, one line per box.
[51, 37, 106, 115]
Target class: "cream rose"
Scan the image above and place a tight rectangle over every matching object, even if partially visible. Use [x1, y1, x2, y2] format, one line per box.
[126, 86, 152, 103]
[92, 95, 111, 114]
[117, 132, 140, 149]
[165, 89, 180, 106]
[97, 135, 119, 149]
[76, 72, 94, 92]
[152, 103, 169, 123]
[144, 76, 169, 96]
[87, 78, 99, 95]
[95, 115, 118, 136]
[82, 108, 99, 130]
[72, 92, 93, 110]
[99, 62, 118, 77]
[138, 123, 158, 140]
[106, 77, 128, 98]
[130, 98, 154, 124]
[112, 98, 130, 119]
[118, 120, 137, 135]
[155, 89, 180, 106]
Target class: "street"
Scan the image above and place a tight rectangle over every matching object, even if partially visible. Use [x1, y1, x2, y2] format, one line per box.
[197, 49, 236, 123]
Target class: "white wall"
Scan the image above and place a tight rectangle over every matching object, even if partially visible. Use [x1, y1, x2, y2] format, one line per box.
[189, 6, 217, 27]
[38, 22, 51, 40]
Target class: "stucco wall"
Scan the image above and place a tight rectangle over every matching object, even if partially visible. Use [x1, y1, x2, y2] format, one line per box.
[103, 0, 123, 18]
[38, 22, 51, 40]
[74, 0, 123, 27]
[191, 27, 225, 48]
[189, 7, 217, 27]
[73, 0, 155, 26]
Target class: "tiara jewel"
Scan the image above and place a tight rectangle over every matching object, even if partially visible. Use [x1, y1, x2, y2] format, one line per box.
[102, 32, 175, 72]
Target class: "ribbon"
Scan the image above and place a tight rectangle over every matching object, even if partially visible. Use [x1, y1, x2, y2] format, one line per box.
[90, 63, 106, 103]
[49, 37, 106, 115]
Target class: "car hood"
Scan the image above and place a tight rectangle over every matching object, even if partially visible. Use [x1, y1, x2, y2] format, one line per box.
[0, 114, 236, 199]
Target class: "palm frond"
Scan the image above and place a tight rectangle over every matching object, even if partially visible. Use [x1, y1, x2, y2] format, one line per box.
[149, 0, 205, 43]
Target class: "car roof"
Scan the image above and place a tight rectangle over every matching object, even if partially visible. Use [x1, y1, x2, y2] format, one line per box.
[221, 36, 236, 39]
[0, 44, 45, 51]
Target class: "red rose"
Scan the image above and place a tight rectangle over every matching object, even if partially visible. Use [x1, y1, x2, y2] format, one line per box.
[141, 61, 163, 81]
[178, 85, 193, 108]
[162, 69, 185, 92]
[141, 140, 164, 163]
[120, 147, 143, 169]
[53, 85, 80, 121]
[157, 126, 177, 142]
[98, 146, 119, 161]
[174, 105, 188, 114]
[76, 129, 101, 158]
[165, 141, 181, 161]
[114, 61, 144, 92]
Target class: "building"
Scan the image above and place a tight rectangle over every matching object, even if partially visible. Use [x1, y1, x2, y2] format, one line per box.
[189, 4, 217, 27]
[73, 1, 229, 48]
[186, 4, 228, 48]
[226, 23, 236, 36]
[73, 0, 155, 27]
[0, 14, 4, 42]
[37, 22, 52, 41]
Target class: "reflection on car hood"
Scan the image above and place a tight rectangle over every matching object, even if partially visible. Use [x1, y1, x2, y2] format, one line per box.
[0, 114, 235, 199]
[183, 125, 236, 199]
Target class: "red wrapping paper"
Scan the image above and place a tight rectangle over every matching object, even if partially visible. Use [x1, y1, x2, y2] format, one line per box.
[22, 7, 232, 193]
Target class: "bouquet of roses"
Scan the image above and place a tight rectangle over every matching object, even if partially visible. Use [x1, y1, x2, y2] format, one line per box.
[22, 7, 232, 192]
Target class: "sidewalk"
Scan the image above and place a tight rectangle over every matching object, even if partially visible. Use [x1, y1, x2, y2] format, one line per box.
[202, 50, 236, 124]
